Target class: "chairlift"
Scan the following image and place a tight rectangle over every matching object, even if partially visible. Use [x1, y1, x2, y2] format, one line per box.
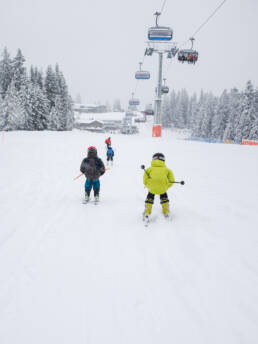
[129, 93, 140, 106]
[178, 38, 198, 64]
[148, 12, 173, 41]
[161, 86, 169, 94]
[129, 98, 140, 106]
[161, 78, 169, 94]
[135, 62, 150, 80]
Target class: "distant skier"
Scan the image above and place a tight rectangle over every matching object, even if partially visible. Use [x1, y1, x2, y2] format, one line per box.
[80, 146, 105, 203]
[106, 146, 114, 166]
[143, 153, 175, 219]
[105, 137, 111, 149]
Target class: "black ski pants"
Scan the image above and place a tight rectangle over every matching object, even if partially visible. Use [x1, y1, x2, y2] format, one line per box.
[145, 192, 169, 204]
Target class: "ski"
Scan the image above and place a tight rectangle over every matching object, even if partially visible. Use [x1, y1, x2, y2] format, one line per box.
[82, 198, 100, 205]
[142, 214, 150, 227]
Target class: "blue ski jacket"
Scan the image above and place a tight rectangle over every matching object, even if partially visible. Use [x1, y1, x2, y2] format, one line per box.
[107, 147, 114, 156]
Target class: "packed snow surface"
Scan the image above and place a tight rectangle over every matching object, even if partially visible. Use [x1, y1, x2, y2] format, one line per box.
[0, 122, 258, 344]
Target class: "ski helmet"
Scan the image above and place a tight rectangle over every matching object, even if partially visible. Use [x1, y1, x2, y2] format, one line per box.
[152, 152, 165, 161]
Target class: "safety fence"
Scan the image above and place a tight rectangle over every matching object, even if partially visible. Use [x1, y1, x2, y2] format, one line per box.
[241, 139, 258, 146]
[185, 137, 258, 146]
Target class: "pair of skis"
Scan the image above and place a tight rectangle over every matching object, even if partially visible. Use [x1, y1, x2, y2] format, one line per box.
[143, 213, 171, 227]
[82, 198, 99, 205]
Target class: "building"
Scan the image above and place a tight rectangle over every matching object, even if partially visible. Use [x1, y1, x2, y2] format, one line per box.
[75, 120, 104, 132]
[73, 104, 107, 113]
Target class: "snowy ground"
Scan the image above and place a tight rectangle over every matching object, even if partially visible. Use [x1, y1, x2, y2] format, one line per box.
[0, 122, 258, 344]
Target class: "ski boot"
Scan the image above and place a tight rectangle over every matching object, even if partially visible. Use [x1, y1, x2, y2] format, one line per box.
[143, 202, 152, 226]
[161, 201, 170, 219]
[83, 192, 90, 204]
[94, 194, 99, 205]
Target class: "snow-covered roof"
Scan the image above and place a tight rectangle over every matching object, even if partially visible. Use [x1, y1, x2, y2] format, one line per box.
[77, 118, 104, 125]
[75, 112, 125, 123]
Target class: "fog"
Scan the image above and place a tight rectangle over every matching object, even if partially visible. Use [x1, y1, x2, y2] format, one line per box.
[1, 0, 257, 108]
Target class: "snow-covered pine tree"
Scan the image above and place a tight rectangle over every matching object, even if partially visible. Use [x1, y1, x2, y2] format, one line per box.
[49, 98, 61, 130]
[192, 90, 205, 137]
[55, 64, 74, 130]
[0, 93, 4, 128]
[211, 90, 230, 140]
[113, 99, 122, 112]
[188, 93, 198, 130]
[200, 93, 217, 138]
[235, 80, 256, 142]
[223, 88, 242, 141]
[45, 65, 59, 108]
[23, 82, 50, 130]
[248, 88, 258, 140]
[168, 90, 177, 127]
[0, 82, 26, 130]
[36, 68, 44, 89]
[249, 118, 258, 140]
[75, 93, 82, 104]
[12, 49, 27, 92]
[0, 48, 13, 99]
[161, 94, 171, 127]
[179, 89, 189, 127]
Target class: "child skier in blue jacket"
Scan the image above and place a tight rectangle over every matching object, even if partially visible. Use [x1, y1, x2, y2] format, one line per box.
[106, 146, 114, 166]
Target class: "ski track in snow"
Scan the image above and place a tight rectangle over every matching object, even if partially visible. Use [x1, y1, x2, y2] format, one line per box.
[0, 123, 258, 344]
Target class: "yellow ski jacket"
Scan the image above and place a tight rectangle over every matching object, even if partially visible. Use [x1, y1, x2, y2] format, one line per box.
[143, 160, 175, 195]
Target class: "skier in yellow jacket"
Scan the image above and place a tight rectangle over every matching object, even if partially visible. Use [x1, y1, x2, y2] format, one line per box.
[143, 152, 175, 218]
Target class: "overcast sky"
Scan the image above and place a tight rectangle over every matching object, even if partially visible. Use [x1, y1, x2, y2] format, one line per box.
[0, 0, 258, 108]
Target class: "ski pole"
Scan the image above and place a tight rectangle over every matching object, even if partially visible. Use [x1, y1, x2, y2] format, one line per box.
[73, 168, 110, 181]
[73, 173, 83, 180]
[141, 164, 150, 178]
[141, 165, 185, 185]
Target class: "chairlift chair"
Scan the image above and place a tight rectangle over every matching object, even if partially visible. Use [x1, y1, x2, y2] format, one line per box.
[148, 26, 173, 41]
[135, 62, 150, 80]
[178, 38, 199, 64]
[161, 86, 169, 94]
[161, 78, 169, 94]
[129, 98, 140, 106]
[148, 12, 173, 41]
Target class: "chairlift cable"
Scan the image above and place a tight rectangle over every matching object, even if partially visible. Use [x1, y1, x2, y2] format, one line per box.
[179, 0, 227, 49]
[165, 0, 227, 75]
[160, 0, 167, 13]
[192, 0, 227, 38]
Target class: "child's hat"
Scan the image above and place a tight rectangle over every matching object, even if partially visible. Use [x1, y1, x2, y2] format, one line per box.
[88, 146, 97, 152]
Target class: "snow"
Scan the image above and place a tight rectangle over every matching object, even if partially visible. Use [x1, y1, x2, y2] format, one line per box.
[0, 121, 258, 344]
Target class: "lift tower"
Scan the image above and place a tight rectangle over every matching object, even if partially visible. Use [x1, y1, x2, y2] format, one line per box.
[146, 12, 177, 137]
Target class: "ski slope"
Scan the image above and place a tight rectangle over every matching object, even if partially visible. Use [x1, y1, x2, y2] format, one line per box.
[0, 122, 258, 344]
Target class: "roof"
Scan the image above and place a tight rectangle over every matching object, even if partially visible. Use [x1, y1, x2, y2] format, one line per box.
[75, 111, 125, 123]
